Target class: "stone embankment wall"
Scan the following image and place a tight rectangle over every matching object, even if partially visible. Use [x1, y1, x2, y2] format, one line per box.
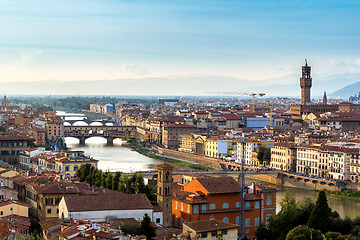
[249, 173, 341, 191]
[154, 146, 222, 170]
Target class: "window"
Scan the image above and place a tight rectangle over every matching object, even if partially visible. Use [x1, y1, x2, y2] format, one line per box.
[181, 202, 184, 211]
[266, 196, 272, 206]
[175, 201, 178, 210]
[10, 208, 13, 211]
[236, 216, 241, 226]
[236, 202, 240, 208]
[211, 231, 217, 237]
[209, 204, 216, 210]
[245, 218, 250, 227]
[0, 211, 2, 215]
[74, 165, 78, 171]
[65, 166, 70, 171]
[156, 218, 160, 223]
[222, 217, 229, 223]
[187, 204, 190, 213]
[222, 203, 229, 209]
[201, 204, 206, 213]
[255, 201, 260, 209]
[246, 229, 249, 234]
[47, 209, 51, 214]
[255, 218, 259, 226]
[266, 213, 272, 224]
[221, 229, 227, 235]
[245, 201, 250, 209]
[201, 232, 207, 238]
[194, 205, 199, 213]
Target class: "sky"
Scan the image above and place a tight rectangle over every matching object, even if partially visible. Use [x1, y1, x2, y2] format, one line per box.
[0, 0, 360, 85]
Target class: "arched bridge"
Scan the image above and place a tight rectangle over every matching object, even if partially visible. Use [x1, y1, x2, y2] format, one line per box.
[64, 125, 136, 145]
[64, 119, 115, 126]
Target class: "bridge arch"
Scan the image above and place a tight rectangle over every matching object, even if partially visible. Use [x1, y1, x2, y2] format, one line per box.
[89, 122, 103, 126]
[64, 136, 81, 144]
[72, 121, 89, 126]
[64, 122, 72, 126]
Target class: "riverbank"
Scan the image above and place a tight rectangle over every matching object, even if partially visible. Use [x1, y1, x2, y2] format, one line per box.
[323, 189, 360, 202]
[248, 174, 360, 202]
[129, 141, 212, 170]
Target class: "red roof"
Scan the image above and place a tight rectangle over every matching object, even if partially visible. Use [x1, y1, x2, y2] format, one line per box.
[163, 123, 195, 128]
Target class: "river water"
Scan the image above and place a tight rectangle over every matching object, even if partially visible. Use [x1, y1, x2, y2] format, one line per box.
[65, 137, 163, 172]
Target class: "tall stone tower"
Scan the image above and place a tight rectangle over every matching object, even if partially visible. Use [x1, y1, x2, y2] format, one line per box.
[300, 59, 312, 105]
[323, 91, 327, 105]
[157, 163, 173, 227]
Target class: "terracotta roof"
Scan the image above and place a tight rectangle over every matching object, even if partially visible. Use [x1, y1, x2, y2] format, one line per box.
[221, 114, 242, 120]
[0, 199, 31, 208]
[195, 177, 240, 194]
[64, 193, 153, 212]
[0, 135, 30, 141]
[163, 123, 195, 128]
[184, 220, 238, 232]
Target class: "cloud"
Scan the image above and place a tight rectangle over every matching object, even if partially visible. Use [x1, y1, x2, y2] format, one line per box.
[355, 59, 360, 67]
[120, 63, 149, 76]
[19, 50, 44, 64]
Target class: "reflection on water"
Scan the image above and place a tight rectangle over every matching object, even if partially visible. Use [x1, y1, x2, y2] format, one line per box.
[65, 137, 162, 173]
[255, 181, 360, 219]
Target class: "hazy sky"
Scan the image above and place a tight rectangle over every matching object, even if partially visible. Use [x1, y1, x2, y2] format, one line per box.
[0, 0, 360, 83]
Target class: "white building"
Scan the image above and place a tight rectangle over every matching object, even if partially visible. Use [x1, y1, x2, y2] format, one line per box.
[297, 146, 320, 176]
[59, 192, 157, 223]
[19, 147, 46, 171]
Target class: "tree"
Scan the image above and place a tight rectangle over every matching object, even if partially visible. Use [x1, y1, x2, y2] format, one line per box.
[285, 225, 323, 240]
[112, 172, 121, 191]
[255, 222, 270, 240]
[268, 192, 299, 240]
[257, 146, 271, 165]
[263, 148, 271, 165]
[307, 191, 332, 233]
[104, 172, 113, 189]
[257, 146, 265, 164]
[140, 213, 156, 240]
[120, 223, 141, 236]
[324, 232, 345, 240]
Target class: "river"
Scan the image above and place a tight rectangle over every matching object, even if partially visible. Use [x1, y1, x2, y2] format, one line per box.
[65, 137, 163, 172]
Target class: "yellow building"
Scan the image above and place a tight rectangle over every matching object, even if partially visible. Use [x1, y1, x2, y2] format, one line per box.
[205, 137, 220, 158]
[162, 123, 196, 149]
[179, 134, 195, 153]
[53, 151, 98, 177]
[183, 220, 238, 240]
[45, 117, 64, 140]
[270, 143, 297, 171]
[0, 167, 19, 178]
[0, 199, 30, 218]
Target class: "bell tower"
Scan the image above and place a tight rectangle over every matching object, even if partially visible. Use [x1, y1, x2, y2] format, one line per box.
[157, 163, 173, 227]
[300, 59, 312, 105]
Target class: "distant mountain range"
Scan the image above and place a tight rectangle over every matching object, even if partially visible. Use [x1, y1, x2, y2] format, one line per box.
[0, 72, 359, 98]
[331, 79, 360, 98]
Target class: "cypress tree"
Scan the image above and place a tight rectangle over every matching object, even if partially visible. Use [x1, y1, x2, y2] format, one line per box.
[307, 190, 332, 233]
[140, 213, 156, 239]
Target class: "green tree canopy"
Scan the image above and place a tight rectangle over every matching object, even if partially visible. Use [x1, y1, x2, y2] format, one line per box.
[140, 213, 156, 240]
[285, 225, 323, 240]
[307, 191, 332, 233]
